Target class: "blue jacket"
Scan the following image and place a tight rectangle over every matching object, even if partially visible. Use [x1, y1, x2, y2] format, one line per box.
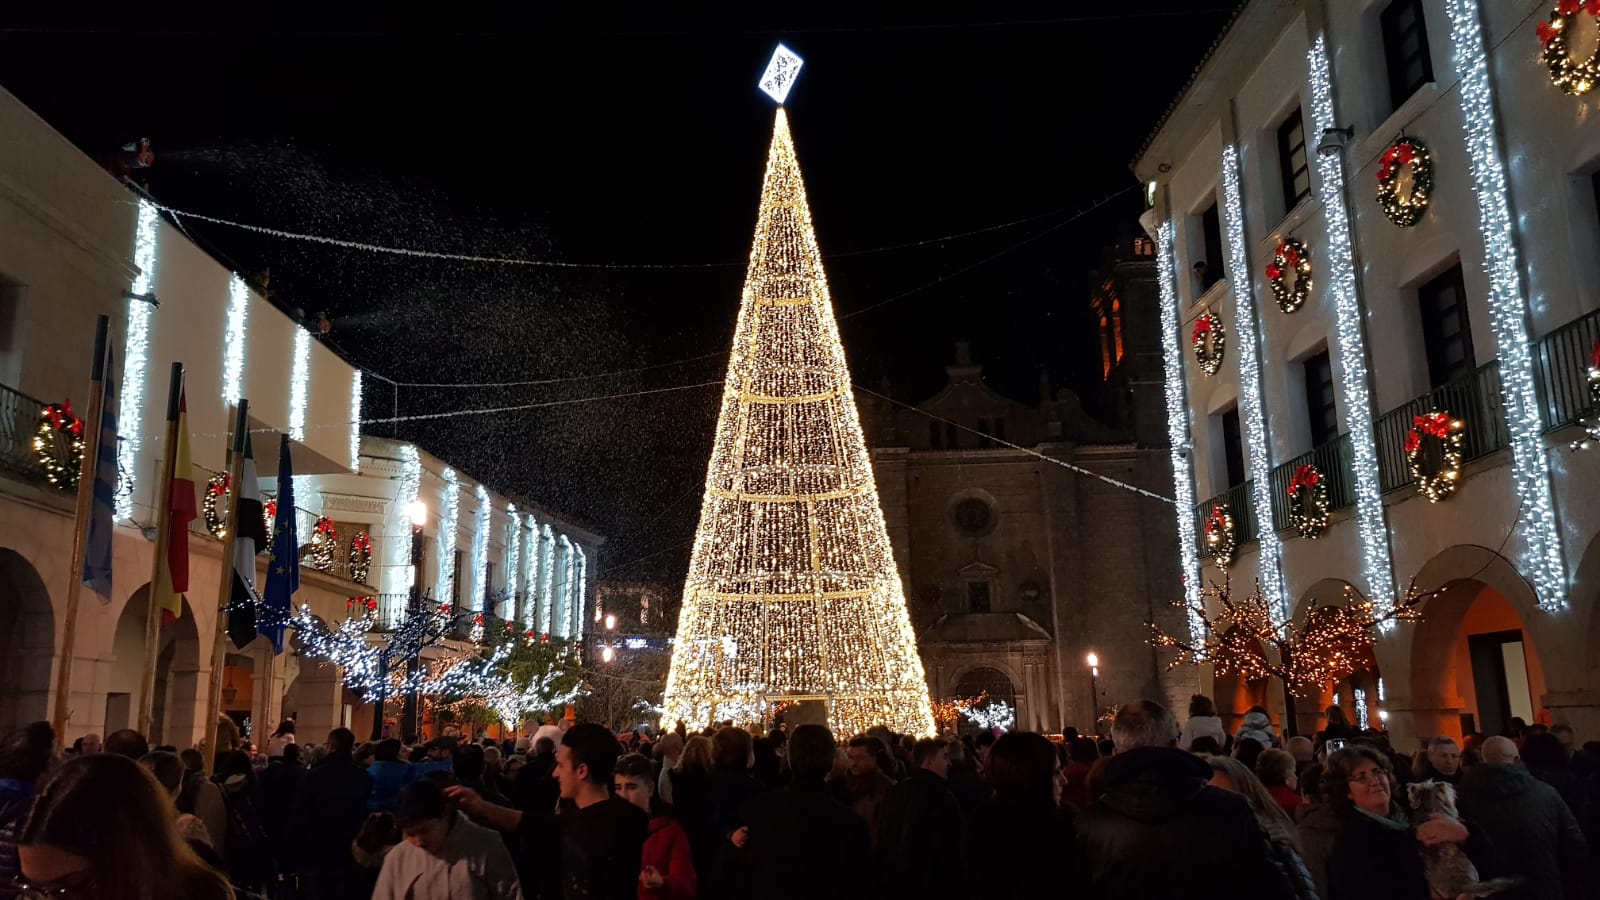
[0, 778, 38, 900]
[366, 760, 415, 812]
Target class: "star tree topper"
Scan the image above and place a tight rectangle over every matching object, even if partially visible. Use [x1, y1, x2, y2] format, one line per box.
[759, 44, 804, 104]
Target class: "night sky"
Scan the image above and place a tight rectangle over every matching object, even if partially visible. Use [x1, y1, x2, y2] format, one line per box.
[0, 3, 1231, 581]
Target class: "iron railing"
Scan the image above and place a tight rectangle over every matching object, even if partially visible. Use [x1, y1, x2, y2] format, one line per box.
[1375, 361, 1509, 493]
[0, 383, 52, 485]
[1194, 479, 1258, 556]
[1269, 433, 1355, 533]
[1534, 306, 1600, 431]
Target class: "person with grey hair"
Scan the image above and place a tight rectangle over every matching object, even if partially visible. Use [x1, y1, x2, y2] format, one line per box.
[1455, 734, 1587, 900]
[1074, 700, 1297, 898]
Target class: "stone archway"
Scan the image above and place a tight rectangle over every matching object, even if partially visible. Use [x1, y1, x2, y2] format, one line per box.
[112, 587, 203, 746]
[1293, 580, 1383, 737]
[951, 665, 1017, 731]
[0, 549, 56, 731]
[1212, 626, 1271, 734]
[1404, 546, 1546, 743]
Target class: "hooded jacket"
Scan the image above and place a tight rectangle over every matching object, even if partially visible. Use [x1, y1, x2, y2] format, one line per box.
[1236, 711, 1277, 747]
[1072, 746, 1295, 899]
[1457, 762, 1588, 900]
[1179, 715, 1226, 751]
[640, 812, 697, 900]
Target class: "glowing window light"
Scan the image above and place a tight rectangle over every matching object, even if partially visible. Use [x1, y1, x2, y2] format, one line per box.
[1155, 220, 1206, 644]
[573, 544, 588, 637]
[1221, 144, 1290, 625]
[437, 468, 460, 604]
[1354, 687, 1370, 730]
[223, 274, 250, 406]
[1441, 0, 1566, 611]
[116, 198, 160, 520]
[1378, 676, 1386, 702]
[758, 43, 804, 104]
[289, 326, 311, 442]
[471, 485, 491, 616]
[1307, 35, 1398, 617]
[506, 505, 521, 617]
[539, 524, 555, 634]
[557, 535, 574, 638]
[348, 370, 363, 472]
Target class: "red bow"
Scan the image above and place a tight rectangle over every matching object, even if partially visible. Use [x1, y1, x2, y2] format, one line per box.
[1405, 431, 1421, 455]
[1287, 465, 1321, 496]
[315, 516, 339, 539]
[366, 597, 378, 611]
[45, 400, 84, 437]
[1539, 20, 1558, 45]
[1396, 143, 1414, 165]
[1265, 263, 1282, 280]
[352, 531, 372, 552]
[209, 474, 231, 496]
[1206, 507, 1229, 533]
[1414, 411, 1453, 439]
[1193, 316, 1213, 340]
[1557, 0, 1579, 16]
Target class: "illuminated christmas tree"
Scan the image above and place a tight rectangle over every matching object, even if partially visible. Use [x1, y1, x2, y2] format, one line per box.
[661, 76, 934, 736]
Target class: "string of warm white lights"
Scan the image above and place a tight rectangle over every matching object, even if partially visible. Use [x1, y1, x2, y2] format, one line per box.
[437, 468, 460, 605]
[1442, 0, 1566, 611]
[523, 516, 540, 632]
[116, 198, 160, 521]
[539, 524, 555, 635]
[661, 107, 935, 737]
[223, 274, 250, 406]
[1220, 144, 1290, 626]
[348, 370, 363, 472]
[471, 485, 492, 639]
[506, 505, 521, 616]
[1155, 221, 1206, 646]
[289, 326, 311, 442]
[573, 545, 588, 638]
[1307, 35, 1398, 619]
[557, 534, 574, 639]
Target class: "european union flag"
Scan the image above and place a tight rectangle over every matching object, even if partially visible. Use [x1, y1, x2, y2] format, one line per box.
[261, 434, 299, 652]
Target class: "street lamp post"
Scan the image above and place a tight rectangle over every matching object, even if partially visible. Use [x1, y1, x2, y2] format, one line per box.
[400, 500, 428, 741]
[1086, 652, 1100, 729]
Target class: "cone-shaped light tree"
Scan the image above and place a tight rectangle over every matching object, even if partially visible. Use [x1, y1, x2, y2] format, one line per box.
[661, 106, 935, 737]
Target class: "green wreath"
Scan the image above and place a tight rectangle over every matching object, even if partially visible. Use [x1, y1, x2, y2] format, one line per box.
[1192, 311, 1226, 377]
[1539, 1, 1600, 96]
[1266, 238, 1312, 313]
[1376, 137, 1432, 228]
[1286, 464, 1329, 539]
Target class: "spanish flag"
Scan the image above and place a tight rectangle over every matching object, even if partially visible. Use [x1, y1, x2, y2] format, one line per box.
[154, 389, 196, 622]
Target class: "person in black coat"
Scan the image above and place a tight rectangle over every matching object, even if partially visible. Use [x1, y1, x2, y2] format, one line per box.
[1457, 736, 1588, 900]
[1073, 700, 1296, 900]
[878, 737, 975, 900]
[1323, 744, 1489, 900]
[291, 728, 375, 900]
[725, 725, 873, 900]
[973, 732, 1073, 897]
[256, 743, 305, 875]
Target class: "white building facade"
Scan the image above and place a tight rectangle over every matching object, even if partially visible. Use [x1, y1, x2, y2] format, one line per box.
[0, 85, 599, 747]
[1136, 0, 1600, 746]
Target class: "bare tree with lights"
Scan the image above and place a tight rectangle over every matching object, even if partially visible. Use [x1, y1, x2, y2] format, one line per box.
[1148, 576, 1424, 736]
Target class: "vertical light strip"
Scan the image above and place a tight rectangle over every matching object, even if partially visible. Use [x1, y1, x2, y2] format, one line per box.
[558, 535, 575, 638]
[1307, 34, 1398, 616]
[506, 505, 521, 617]
[116, 198, 160, 520]
[437, 468, 460, 604]
[471, 485, 491, 614]
[223, 275, 250, 406]
[573, 544, 588, 638]
[1220, 144, 1290, 624]
[539, 524, 555, 634]
[348, 370, 363, 472]
[1442, 0, 1566, 610]
[392, 444, 422, 623]
[524, 516, 539, 631]
[288, 327, 311, 442]
[1154, 220, 1206, 643]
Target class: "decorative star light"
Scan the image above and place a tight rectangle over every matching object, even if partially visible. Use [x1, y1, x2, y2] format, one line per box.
[758, 43, 804, 104]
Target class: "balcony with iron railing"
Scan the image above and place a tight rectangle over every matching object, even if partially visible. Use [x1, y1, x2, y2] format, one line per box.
[1193, 479, 1258, 557]
[1534, 305, 1600, 431]
[1374, 361, 1509, 494]
[1269, 433, 1355, 533]
[1, 383, 57, 487]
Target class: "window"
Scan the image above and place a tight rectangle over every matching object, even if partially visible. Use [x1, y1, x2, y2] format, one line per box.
[1277, 108, 1311, 211]
[1418, 264, 1477, 388]
[1304, 351, 1338, 447]
[952, 498, 994, 536]
[945, 422, 959, 449]
[1221, 407, 1246, 488]
[967, 581, 992, 613]
[1200, 202, 1225, 291]
[929, 420, 943, 449]
[1381, 0, 1434, 111]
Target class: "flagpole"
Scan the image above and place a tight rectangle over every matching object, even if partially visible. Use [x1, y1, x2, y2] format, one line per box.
[52, 315, 111, 739]
[203, 400, 248, 773]
[137, 363, 184, 738]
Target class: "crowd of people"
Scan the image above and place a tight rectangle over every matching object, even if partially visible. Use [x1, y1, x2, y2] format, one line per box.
[1, 698, 1597, 900]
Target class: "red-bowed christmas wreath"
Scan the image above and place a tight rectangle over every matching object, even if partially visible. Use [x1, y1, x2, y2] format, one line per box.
[34, 399, 85, 491]
[1539, 0, 1600, 96]
[1376, 137, 1432, 227]
[306, 516, 340, 572]
[1266, 238, 1312, 313]
[1204, 505, 1236, 569]
[1405, 411, 1465, 502]
[1286, 464, 1329, 539]
[348, 530, 373, 584]
[203, 472, 232, 538]
[1192, 311, 1226, 376]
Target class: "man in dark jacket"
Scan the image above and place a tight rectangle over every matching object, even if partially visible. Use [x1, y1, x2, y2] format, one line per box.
[1457, 736, 1588, 900]
[0, 722, 53, 900]
[728, 725, 873, 900]
[1411, 736, 1462, 785]
[291, 728, 375, 900]
[877, 737, 974, 899]
[1074, 700, 1296, 899]
[257, 743, 305, 875]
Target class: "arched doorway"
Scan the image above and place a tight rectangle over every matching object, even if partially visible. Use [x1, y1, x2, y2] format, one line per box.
[1408, 548, 1547, 742]
[1212, 626, 1271, 734]
[112, 587, 203, 746]
[0, 549, 55, 731]
[951, 665, 1017, 732]
[1301, 604, 1384, 735]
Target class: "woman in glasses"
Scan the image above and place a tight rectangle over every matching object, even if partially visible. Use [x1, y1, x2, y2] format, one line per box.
[1320, 745, 1483, 900]
[16, 753, 232, 900]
